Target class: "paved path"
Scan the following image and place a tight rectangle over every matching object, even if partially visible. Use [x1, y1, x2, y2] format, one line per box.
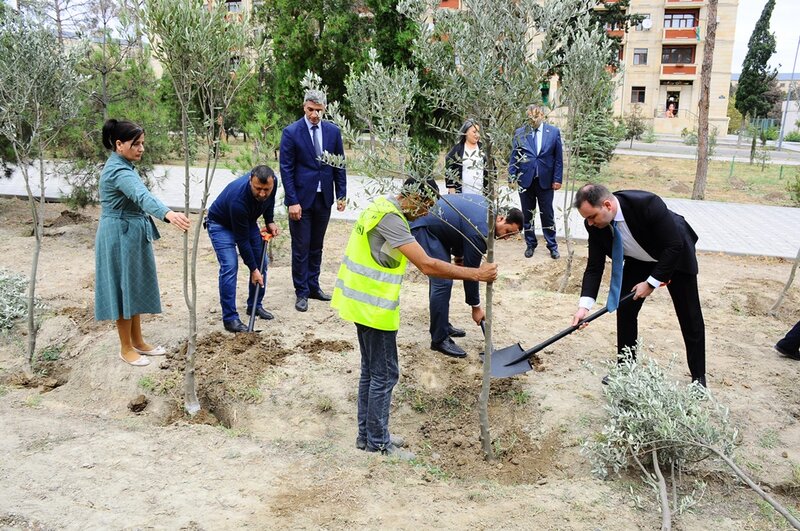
[1, 162, 798, 259]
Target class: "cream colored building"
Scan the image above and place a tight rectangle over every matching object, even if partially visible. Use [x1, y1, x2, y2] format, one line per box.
[607, 0, 738, 134]
[439, 0, 738, 135]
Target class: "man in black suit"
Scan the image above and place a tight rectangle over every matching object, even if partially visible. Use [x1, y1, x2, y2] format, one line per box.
[280, 89, 347, 312]
[571, 183, 706, 386]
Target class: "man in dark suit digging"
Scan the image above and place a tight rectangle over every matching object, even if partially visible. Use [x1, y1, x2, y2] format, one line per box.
[571, 183, 706, 387]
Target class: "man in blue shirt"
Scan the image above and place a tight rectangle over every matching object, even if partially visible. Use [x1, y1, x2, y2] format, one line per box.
[411, 194, 523, 358]
[207, 165, 280, 333]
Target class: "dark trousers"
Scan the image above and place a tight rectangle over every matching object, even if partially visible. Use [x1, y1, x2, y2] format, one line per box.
[777, 320, 800, 355]
[412, 227, 454, 344]
[356, 323, 399, 451]
[207, 220, 267, 323]
[288, 192, 331, 298]
[617, 258, 706, 380]
[519, 179, 557, 250]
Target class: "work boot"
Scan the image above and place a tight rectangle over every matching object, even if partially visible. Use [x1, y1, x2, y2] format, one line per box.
[366, 443, 415, 461]
[356, 434, 405, 451]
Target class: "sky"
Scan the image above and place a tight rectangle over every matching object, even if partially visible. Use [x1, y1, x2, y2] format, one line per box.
[732, 0, 800, 74]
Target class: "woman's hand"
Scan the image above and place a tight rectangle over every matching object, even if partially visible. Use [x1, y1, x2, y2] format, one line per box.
[165, 211, 190, 231]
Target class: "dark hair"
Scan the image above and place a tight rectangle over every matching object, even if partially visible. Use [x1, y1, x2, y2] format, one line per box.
[504, 207, 524, 228]
[574, 183, 612, 209]
[457, 118, 479, 144]
[400, 176, 440, 201]
[250, 165, 276, 184]
[102, 119, 144, 151]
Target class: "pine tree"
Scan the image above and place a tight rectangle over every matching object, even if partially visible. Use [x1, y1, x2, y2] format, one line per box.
[735, 0, 777, 121]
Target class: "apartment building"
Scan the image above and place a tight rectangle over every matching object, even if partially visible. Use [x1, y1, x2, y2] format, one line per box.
[611, 0, 739, 134]
[438, 0, 739, 135]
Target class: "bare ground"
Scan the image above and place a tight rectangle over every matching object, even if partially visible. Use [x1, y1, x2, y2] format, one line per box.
[0, 196, 799, 530]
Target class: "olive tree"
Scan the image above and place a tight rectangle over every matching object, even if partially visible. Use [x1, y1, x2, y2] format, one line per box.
[550, 12, 619, 291]
[143, 0, 265, 415]
[584, 355, 800, 530]
[0, 12, 82, 367]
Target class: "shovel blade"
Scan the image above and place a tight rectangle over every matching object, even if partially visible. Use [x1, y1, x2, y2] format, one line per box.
[480, 343, 533, 378]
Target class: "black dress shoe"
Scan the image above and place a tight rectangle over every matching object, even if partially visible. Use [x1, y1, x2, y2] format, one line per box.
[524, 245, 535, 258]
[447, 325, 466, 338]
[601, 374, 610, 385]
[295, 297, 308, 312]
[550, 249, 560, 259]
[692, 375, 707, 388]
[246, 307, 274, 320]
[308, 290, 332, 301]
[223, 319, 248, 333]
[775, 343, 800, 360]
[431, 338, 467, 358]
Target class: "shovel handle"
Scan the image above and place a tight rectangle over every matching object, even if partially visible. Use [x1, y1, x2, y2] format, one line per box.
[504, 291, 636, 367]
[247, 239, 269, 333]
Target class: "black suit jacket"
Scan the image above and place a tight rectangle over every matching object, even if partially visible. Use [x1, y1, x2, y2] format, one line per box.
[580, 190, 698, 300]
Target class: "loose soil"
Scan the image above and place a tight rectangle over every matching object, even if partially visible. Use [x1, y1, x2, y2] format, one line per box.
[0, 196, 799, 530]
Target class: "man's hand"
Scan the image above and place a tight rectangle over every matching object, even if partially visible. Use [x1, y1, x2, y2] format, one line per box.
[336, 198, 346, 212]
[251, 269, 264, 288]
[508, 180, 519, 191]
[471, 305, 485, 325]
[288, 204, 302, 221]
[552, 182, 562, 191]
[265, 222, 279, 237]
[632, 281, 655, 300]
[571, 307, 589, 328]
[474, 262, 498, 282]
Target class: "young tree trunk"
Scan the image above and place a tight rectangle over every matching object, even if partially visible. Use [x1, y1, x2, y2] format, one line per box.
[750, 130, 757, 165]
[478, 142, 496, 461]
[692, 0, 718, 200]
[180, 106, 201, 416]
[651, 450, 672, 531]
[770, 246, 800, 314]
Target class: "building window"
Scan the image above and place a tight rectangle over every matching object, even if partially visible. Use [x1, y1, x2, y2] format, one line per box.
[661, 46, 695, 64]
[635, 14, 651, 31]
[631, 86, 646, 104]
[226, 1, 242, 13]
[664, 11, 698, 29]
[633, 48, 648, 65]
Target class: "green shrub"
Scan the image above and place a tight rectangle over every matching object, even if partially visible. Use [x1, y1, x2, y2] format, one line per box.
[783, 130, 800, 143]
[0, 269, 40, 330]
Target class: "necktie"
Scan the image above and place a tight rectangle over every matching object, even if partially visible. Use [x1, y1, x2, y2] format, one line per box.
[531, 128, 538, 156]
[607, 220, 624, 312]
[311, 125, 322, 157]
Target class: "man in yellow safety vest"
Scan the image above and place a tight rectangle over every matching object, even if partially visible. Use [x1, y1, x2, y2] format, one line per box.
[331, 176, 498, 460]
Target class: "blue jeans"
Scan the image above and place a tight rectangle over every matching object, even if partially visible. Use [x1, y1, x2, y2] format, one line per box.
[356, 323, 399, 450]
[207, 219, 268, 323]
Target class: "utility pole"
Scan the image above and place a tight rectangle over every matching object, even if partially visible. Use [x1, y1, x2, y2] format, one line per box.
[777, 35, 800, 151]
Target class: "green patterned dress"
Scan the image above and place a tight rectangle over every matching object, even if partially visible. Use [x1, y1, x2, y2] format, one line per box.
[94, 152, 170, 321]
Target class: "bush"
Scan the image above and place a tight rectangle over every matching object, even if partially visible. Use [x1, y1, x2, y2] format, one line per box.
[783, 130, 800, 142]
[787, 170, 800, 206]
[0, 269, 43, 330]
[681, 127, 698, 146]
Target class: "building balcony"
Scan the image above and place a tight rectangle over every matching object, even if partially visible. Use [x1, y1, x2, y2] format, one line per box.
[663, 27, 700, 42]
[662, 63, 697, 76]
[607, 29, 625, 38]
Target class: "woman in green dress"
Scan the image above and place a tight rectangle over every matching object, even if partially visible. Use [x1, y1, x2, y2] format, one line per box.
[95, 119, 190, 366]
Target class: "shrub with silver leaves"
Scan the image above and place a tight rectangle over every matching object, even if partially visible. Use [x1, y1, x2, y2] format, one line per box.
[0, 269, 43, 330]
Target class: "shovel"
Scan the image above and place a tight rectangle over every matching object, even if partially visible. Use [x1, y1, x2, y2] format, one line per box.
[488, 291, 636, 378]
[247, 235, 271, 333]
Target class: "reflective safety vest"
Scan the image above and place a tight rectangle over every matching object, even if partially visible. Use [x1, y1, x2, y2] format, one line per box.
[331, 197, 408, 331]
